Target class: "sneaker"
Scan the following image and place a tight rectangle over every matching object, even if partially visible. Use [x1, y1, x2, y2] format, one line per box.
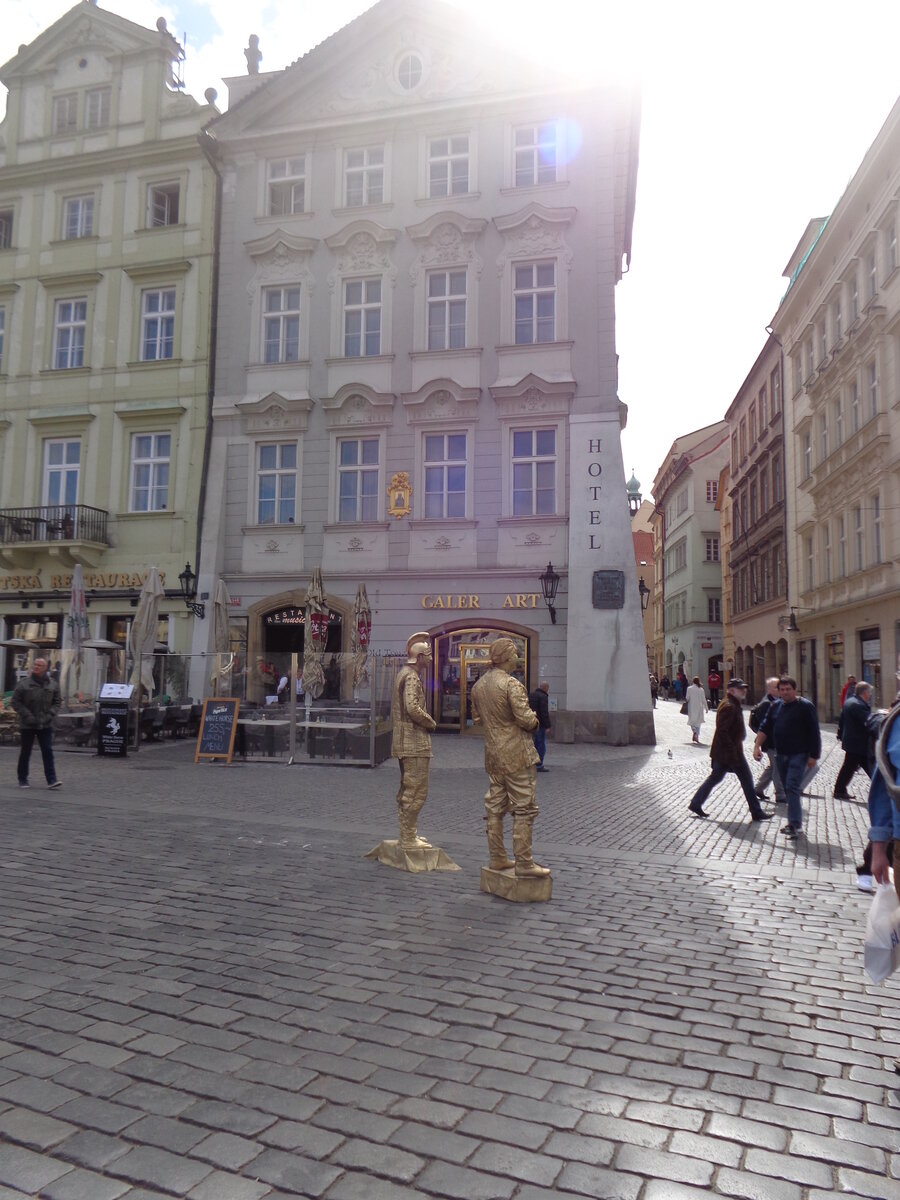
[857, 874, 875, 893]
[48, 781, 62, 790]
[18, 780, 30, 788]
[780, 823, 801, 838]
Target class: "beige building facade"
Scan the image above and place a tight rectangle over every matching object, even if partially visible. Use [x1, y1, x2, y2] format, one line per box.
[0, 5, 218, 688]
[771, 97, 900, 715]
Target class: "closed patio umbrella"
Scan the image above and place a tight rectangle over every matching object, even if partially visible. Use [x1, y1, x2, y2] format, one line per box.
[64, 564, 90, 702]
[212, 578, 233, 695]
[129, 567, 164, 747]
[351, 582, 371, 699]
[302, 567, 327, 700]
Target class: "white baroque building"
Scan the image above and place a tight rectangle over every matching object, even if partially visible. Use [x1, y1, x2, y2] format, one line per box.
[196, 0, 650, 742]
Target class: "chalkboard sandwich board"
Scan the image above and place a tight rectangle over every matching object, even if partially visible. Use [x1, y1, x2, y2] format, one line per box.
[195, 697, 240, 764]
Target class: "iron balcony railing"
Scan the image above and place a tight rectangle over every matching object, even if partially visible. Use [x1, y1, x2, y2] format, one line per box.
[0, 505, 109, 546]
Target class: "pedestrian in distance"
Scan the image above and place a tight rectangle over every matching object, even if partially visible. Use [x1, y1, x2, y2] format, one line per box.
[839, 674, 857, 709]
[708, 668, 722, 706]
[688, 678, 772, 822]
[685, 675, 708, 744]
[834, 680, 873, 799]
[649, 674, 659, 709]
[12, 657, 62, 790]
[660, 673, 671, 701]
[528, 679, 552, 771]
[753, 675, 821, 839]
[749, 677, 787, 804]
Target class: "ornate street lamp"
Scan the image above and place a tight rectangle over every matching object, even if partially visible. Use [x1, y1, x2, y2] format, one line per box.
[638, 576, 650, 612]
[539, 562, 560, 625]
[178, 562, 206, 619]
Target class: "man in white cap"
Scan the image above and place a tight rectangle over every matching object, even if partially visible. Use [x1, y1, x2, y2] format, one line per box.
[390, 632, 437, 849]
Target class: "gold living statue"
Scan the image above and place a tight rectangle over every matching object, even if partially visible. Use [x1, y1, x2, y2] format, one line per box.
[365, 632, 458, 872]
[471, 637, 551, 900]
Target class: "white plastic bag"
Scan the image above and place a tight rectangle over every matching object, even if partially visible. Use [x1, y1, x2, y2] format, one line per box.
[864, 882, 900, 983]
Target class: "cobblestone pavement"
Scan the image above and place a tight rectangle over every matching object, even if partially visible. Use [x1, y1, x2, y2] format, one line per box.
[0, 700, 898, 1199]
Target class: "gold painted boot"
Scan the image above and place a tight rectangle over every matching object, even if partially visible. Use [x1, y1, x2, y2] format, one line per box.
[486, 816, 515, 870]
[513, 816, 550, 878]
[399, 809, 431, 850]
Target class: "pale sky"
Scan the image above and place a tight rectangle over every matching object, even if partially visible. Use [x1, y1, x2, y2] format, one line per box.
[4, 0, 900, 503]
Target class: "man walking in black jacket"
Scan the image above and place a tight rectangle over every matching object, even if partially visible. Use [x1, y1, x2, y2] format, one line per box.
[834, 681, 873, 799]
[528, 680, 551, 771]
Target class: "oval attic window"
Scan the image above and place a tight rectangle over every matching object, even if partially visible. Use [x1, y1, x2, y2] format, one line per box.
[397, 53, 423, 90]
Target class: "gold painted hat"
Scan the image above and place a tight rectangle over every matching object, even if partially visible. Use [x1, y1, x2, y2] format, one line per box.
[405, 631, 431, 655]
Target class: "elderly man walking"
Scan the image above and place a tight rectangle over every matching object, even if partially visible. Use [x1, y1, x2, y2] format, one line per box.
[834, 680, 873, 799]
[688, 678, 771, 822]
[12, 657, 61, 790]
[753, 675, 821, 839]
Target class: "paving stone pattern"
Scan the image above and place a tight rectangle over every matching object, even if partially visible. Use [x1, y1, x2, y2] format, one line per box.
[0, 699, 897, 1198]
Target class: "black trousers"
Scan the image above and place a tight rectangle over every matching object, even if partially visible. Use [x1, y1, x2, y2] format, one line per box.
[18, 727, 57, 785]
[690, 755, 762, 815]
[834, 752, 870, 795]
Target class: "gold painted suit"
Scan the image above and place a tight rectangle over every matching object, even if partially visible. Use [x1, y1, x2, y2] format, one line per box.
[471, 667, 539, 775]
[391, 666, 435, 759]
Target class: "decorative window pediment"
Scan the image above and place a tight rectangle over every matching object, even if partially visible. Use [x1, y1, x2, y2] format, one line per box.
[321, 382, 395, 430]
[494, 202, 576, 272]
[406, 211, 486, 283]
[325, 220, 399, 289]
[244, 228, 318, 263]
[489, 373, 574, 418]
[236, 391, 315, 434]
[401, 379, 480, 425]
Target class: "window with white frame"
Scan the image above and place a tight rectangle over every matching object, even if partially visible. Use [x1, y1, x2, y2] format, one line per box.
[866, 360, 877, 418]
[511, 428, 556, 516]
[774, 547, 784, 596]
[85, 87, 110, 130]
[823, 522, 832, 583]
[749, 400, 757, 444]
[706, 479, 718, 503]
[833, 297, 842, 342]
[819, 320, 827, 362]
[52, 93, 77, 135]
[834, 395, 843, 447]
[854, 504, 864, 571]
[256, 442, 297, 525]
[849, 379, 859, 432]
[730, 433, 738, 470]
[749, 481, 758, 525]
[130, 433, 170, 512]
[424, 432, 466, 518]
[792, 353, 802, 394]
[263, 286, 300, 363]
[708, 596, 721, 623]
[819, 413, 827, 463]
[802, 429, 812, 479]
[62, 195, 93, 240]
[676, 488, 688, 516]
[805, 535, 814, 591]
[759, 466, 767, 513]
[889, 225, 898, 275]
[0, 208, 11, 249]
[850, 276, 859, 322]
[514, 261, 555, 344]
[428, 135, 469, 198]
[43, 438, 80, 507]
[146, 181, 179, 227]
[337, 437, 379, 522]
[758, 385, 767, 428]
[666, 539, 687, 575]
[705, 536, 719, 562]
[838, 514, 847, 577]
[427, 270, 466, 350]
[343, 279, 381, 357]
[140, 288, 176, 361]
[53, 298, 87, 369]
[866, 251, 877, 301]
[267, 157, 306, 216]
[771, 366, 781, 414]
[344, 147, 384, 207]
[773, 453, 783, 502]
[872, 494, 882, 564]
[805, 335, 814, 378]
[514, 123, 558, 187]
[739, 418, 747, 459]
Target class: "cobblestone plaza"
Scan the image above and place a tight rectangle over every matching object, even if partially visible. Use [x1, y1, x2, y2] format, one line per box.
[0, 700, 898, 1198]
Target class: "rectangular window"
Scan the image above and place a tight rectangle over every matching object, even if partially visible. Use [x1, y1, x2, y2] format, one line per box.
[147, 181, 179, 227]
[819, 320, 827, 362]
[344, 146, 384, 207]
[806, 336, 815, 378]
[140, 288, 176, 361]
[792, 354, 802, 394]
[338, 437, 379, 523]
[0, 308, 4, 373]
[834, 396, 843, 447]
[43, 438, 80, 507]
[849, 380, 859, 432]
[53, 298, 87, 369]
[758, 385, 767, 428]
[854, 505, 864, 571]
[676, 489, 688, 516]
[705, 537, 720, 562]
[511, 428, 556, 516]
[802, 430, 812, 479]
[749, 482, 757, 525]
[53, 93, 78, 135]
[0, 208, 13, 249]
[833, 297, 842, 342]
[130, 433, 170, 512]
[514, 123, 558, 187]
[770, 365, 780, 414]
[256, 442, 297, 525]
[819, 414, 827, 462]
[749, 401, 757, 444]
[708, 597, 721, 623]
[424, 433, 467, 519]
[772, 453, 782, 502]
[823, 523, 832, 583]
[739, 419, 746, 459]
[867, 360, 877, 418]
[263, 286, 300, 363]
[866, 251, 877, 301]
[850, 276, 859, 322]
[267, 157, 306, 216]
[514, 261, 555, 344]
[706, 479, 718, 503]
[85, 87, 110, 130]
[343, 278, 381, 357]
[428, 135, 469, 198]
[838, 514, 846, 577]
[774, 548, 784, 596]
[805, 535, 814, 591]
[889, 225, 898, 274]
[731, 433, 738, 471]
[666, 540, 687, 575]
[872, 494, 882, 565]
[62, 195, 94, 240]
[427, 270, 466, 350]
[759, 466, 767, 514]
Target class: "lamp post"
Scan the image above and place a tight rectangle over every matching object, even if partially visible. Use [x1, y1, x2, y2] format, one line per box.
[178, 562, 206, 619]
[638, 576, 650, 612]
[538, 562, 560, 625]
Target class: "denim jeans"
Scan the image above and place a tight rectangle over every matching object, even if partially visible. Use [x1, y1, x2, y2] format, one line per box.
[18, 727, 57, 786]
[776, 752, 809, 828]
[532, 727, 546, 766]
[757, 750, 786, 801]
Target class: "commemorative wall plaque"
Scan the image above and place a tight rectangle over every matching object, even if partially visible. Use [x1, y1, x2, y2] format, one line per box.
[591, 570, 625, 610]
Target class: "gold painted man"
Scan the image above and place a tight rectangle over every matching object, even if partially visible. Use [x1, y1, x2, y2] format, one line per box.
[390, 633, 437, 849]
[471, 637, 549, 878]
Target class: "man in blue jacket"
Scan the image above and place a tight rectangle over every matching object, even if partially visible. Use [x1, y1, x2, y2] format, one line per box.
[752, 675, 820, 839]
[834, 680, 872, 799]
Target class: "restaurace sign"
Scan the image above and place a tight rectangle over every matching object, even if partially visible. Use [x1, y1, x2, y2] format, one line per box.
[0, 570, 166, 591]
